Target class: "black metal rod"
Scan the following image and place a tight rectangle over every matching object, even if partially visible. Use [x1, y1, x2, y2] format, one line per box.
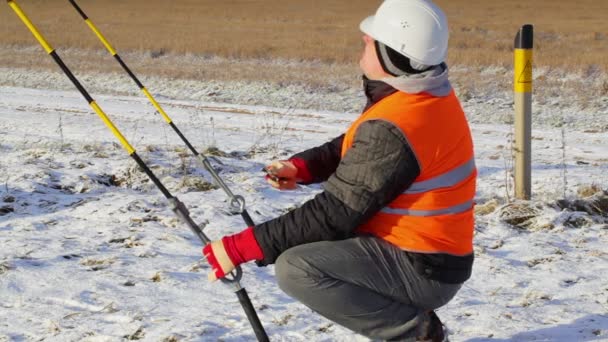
[68, 0, 87, 19]
[130, 152, 172, 198]
[237, 289, 270, 342]
[241, 210, 255, 227]
[115, 54, 144, 88]
[50, 51, 93, 103]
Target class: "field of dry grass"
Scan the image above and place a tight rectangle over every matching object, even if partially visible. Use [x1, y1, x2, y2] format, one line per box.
[1, 0, 607, 94]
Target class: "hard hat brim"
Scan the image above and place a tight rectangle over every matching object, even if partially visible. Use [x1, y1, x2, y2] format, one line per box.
[359, 16, 376, 39]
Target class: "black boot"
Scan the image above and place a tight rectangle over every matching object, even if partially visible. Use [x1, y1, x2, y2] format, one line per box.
[415, 310, 447, 342]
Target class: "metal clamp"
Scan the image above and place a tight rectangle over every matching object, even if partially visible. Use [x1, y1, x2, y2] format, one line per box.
[230, 195, 246, 214]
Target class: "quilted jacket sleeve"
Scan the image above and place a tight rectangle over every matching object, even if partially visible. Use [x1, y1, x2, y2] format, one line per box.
[289, 134, 345, 184]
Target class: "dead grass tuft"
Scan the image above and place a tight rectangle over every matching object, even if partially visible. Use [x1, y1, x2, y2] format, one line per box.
[577, 184, 604, 198]
[124, 326, 145, 341]
[203, 146, 228, 158]
[177, 176, 218, 192]
[0, 262, 14, 275]
[499, 201, 542, 230]
[555, 189, 608, 218]
[111, 163, 151, 190]
[151, 272, 162, 282]
[80, 257, 116, 271]
[475, 198, 500, 216]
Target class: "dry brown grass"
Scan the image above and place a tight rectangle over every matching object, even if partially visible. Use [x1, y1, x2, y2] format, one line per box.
[1, 0, 606, 86]
[440, 0, 608, 71]
[1, 0, 374, 63]
[2, 0, 606, 68]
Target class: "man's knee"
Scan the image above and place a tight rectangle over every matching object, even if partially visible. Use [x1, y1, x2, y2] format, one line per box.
[275, 246, 317, 298]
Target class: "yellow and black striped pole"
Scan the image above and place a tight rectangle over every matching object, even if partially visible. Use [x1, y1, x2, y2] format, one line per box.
[7, 2, 268, 340]
[514, 24, 533, 200]
[68, 0, 172, 125]
[67, 0, 257, 228]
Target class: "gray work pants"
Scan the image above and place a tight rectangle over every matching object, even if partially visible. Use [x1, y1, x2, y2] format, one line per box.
[275, 236, 462, 341]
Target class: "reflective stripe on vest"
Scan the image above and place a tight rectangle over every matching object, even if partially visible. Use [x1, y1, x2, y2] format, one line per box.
[381, 199, 474, 217]
[404, 158, 476, 195]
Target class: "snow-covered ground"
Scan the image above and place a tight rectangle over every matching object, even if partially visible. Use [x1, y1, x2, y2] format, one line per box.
[1, 76, 607, 342]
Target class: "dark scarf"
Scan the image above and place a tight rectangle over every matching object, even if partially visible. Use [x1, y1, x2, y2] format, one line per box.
[362, 75, 398, 112]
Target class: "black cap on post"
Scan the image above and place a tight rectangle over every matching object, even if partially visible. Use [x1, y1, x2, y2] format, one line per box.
[514, 24, 534, 49]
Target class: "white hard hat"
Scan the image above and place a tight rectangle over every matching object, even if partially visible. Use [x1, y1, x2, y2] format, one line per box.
[360, 0, 449, 66]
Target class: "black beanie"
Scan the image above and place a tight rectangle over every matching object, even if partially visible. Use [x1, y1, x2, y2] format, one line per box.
[374, 40, 431, 76]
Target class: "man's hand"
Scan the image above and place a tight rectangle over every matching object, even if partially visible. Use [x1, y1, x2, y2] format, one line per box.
[264, 160, 298, 190]
[203, 240, 235, 282]
[202, 227, 264, 282]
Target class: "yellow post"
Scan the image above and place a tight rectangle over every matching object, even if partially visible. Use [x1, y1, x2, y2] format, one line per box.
[514, 25, 533, 200]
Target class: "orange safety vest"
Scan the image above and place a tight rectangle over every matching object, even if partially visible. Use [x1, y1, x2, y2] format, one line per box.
[343, 90, 476, 256]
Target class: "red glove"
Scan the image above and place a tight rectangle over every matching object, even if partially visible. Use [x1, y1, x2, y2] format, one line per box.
[264, 158, 312, 190]
[202, 227, 264, 282]
[289, 158, 313, 184]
